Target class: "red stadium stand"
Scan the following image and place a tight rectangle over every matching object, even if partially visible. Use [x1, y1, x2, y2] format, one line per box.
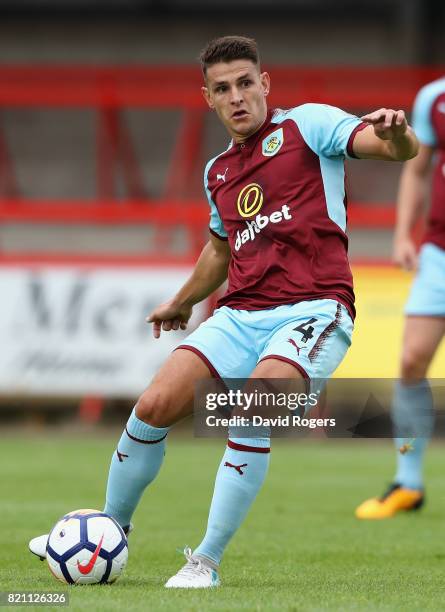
[0, 64, 443, 265]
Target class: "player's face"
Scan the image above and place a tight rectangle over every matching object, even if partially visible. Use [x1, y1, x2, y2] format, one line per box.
[202, 60, 270, 143]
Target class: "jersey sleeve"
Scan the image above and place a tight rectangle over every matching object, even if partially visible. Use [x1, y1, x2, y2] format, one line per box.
[291, 103, 363, 159]
[412, 83, 438, 147]
[204, 159, 228, 240]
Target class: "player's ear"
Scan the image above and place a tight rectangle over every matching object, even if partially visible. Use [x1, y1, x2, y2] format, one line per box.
[201, 86, 214, 110]
[260, 72, 270, 97]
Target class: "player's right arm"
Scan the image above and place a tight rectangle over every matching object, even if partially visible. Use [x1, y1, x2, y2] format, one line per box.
[393, 144, 434, 270]
[146, 233, 231, 338]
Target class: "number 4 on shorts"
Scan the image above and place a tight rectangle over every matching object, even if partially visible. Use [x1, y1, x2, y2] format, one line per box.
[293, 318, 318, 343]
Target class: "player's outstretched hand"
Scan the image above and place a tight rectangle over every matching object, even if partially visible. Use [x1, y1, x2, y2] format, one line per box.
[146, 300, 193, 339]
[393, 235, 418, 271]
[361, 108, 408, 141]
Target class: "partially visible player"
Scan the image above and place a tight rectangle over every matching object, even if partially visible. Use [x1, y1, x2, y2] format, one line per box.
[30, 36, 418, 586]
[356, 76, 445, 519]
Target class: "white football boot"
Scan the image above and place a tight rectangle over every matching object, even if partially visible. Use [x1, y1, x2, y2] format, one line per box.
[165, 547, 220, 588]
[29, 522, 132, 560]
[29, 534, 48, 560]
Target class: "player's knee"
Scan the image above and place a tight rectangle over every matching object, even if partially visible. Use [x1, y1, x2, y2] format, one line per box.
[400, 347, 430, 381]
[135, 389, 177, 428]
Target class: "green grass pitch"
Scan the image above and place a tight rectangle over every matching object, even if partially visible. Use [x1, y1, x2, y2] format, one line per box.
[1, 432, 444, 611]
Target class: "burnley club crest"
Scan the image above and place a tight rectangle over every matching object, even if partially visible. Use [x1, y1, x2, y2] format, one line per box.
[262, 128, 284, 157]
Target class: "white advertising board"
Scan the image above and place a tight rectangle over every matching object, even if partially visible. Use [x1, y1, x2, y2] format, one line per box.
[0, 265, 207, 397]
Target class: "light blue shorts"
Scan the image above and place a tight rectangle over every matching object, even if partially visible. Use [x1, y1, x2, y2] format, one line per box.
[178, 299, 354, 380]
[405, 243, 445, 317]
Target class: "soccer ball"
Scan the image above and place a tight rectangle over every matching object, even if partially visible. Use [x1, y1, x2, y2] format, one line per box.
[46, 509, 128, 584]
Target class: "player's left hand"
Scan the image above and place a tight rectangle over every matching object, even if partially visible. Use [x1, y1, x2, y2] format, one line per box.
[361, 108, 408, 141]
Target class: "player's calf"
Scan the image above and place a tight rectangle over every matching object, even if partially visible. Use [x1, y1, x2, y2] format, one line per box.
[103, 406, 170, 528]
[400, 350, 430, 382]
[105, 348, 210, 528]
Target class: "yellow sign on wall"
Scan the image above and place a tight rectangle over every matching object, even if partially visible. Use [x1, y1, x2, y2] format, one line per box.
[335, 266, 445, 378]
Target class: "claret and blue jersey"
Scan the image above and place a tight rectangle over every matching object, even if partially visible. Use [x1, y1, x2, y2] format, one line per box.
[412, 77, 445, 250]
[403, 77, 445, 317]
[205, 103, 367, 320]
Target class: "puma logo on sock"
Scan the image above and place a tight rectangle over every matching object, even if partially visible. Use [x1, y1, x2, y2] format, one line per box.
[116, 450, 129, 462]
[224, 461, 248, 475]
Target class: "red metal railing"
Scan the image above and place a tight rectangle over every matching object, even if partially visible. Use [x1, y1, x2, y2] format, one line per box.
[0, 65, 442, 260]
[1, 65, 443, 108]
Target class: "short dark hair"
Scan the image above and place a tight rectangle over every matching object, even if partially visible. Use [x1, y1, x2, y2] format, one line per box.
[199, 36, 259, 76]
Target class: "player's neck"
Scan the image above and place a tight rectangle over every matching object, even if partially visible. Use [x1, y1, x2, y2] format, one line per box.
[232, 110, 269, 144]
